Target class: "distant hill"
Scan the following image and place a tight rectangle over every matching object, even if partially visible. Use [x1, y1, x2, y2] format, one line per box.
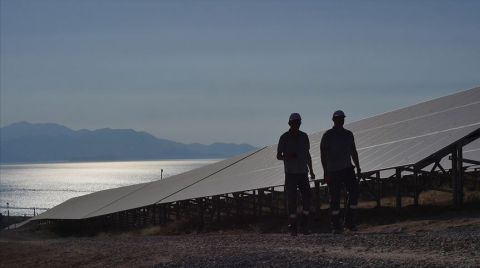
[0, 122, 257, 163]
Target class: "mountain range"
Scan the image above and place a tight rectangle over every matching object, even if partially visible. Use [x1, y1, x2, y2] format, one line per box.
[0, 122, 257, 163]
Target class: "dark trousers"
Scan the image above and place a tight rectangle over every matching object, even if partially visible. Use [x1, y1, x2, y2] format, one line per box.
[285, 173, 311, 217]
[327, 167, 359, 228]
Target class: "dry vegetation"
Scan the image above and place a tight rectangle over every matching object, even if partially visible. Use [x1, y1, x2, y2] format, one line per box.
[1, 190, 480, 267]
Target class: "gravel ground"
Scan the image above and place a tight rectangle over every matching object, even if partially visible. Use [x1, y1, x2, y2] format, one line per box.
[1, 213, 480, 267]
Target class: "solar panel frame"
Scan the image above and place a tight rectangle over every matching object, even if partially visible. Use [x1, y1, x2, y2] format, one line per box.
[32, 87, 480, 220]
[160, 88, 480, 203]
[85, 148, 265, 218]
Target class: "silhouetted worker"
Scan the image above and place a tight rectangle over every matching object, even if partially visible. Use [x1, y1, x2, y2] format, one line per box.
[277, 113, 315, 236]
[321, 110, 361, 234]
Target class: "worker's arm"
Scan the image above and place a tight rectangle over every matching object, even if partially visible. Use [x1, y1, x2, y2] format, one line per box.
[320, 135, 328, 183]
[351, 134, 361, 178]
[276, 136, 285, 160]
[307, 137, 315, 179]
[352, 149, 361, 175]
[307, 152, 315, 179]
[276, 149, 283, 160]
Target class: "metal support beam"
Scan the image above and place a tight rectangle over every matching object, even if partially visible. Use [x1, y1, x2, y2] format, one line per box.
[462, 158, 480, 166]
[428, 161, 447, 174]
[401, 166, 433, 175]
[430, 162, 439, 173]
[415, 128, 480, 171]
[452, 145, 464, 206]
[449, 156, 480, 166]
[437, 162, 447, 174]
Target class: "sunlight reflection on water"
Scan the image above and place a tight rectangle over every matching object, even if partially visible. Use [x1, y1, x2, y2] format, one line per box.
[0, 159, 219, 216]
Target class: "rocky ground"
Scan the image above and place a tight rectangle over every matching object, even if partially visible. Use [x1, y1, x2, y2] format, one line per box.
[1, 207, 480, 268]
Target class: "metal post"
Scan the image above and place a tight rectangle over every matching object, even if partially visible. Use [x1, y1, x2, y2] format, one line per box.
[376, 171, 381, 208]
[452, 148, 459, 206]
[252, 190, 257, 216]
[413, 171, 419, 206]
[396, 168, 402, 209]
[258, 189, 263, 217]
[458, 145, 464, 206]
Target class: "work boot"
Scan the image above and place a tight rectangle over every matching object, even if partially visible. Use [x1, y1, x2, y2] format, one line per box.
[288, 218, 297, 236]
[300, 213, 311, 235]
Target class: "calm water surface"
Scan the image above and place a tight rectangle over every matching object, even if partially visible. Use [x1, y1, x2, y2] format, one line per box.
[0, 159, 219, 216]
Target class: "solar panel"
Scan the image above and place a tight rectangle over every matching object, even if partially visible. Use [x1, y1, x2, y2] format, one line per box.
[161, 145, 284, 203]
[33, 149, 260, 220]
[465, 140, 480, 161]
[160, 87, 480, 203]
[78, 149, 262, 218]
[34, 183, 147, 220]
[32, 87, 480, 220]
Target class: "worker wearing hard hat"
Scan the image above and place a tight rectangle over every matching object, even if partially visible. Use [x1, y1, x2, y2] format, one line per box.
[277, 113, 315, 236]
[320, 110, 361, 234]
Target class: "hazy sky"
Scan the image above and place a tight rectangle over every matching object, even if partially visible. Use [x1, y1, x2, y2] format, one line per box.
[1, 0, 479, 146]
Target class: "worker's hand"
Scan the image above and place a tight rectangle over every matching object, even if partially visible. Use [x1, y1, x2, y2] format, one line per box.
[309, 171, 316, 180]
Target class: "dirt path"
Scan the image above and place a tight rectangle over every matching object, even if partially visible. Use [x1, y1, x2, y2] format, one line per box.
[1, 214, 480, 267]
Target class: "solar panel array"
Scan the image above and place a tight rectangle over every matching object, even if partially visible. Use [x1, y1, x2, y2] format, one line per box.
[35, 149, 261, 220]
[34, 87, 480, 220]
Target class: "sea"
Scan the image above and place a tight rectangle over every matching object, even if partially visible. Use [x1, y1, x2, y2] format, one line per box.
[0, 159, 220, 216]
